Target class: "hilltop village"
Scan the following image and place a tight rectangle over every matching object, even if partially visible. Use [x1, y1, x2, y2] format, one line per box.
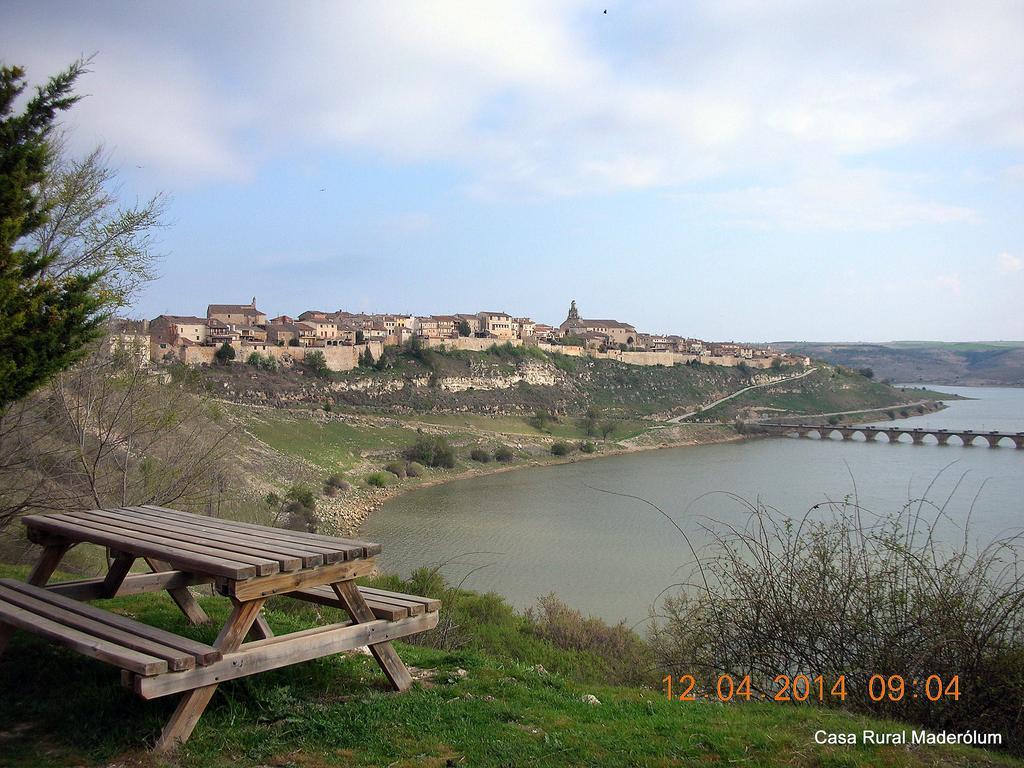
[114, 298, 808, 373]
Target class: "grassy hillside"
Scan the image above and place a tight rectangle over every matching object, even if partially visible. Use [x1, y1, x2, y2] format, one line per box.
[195, 343, 934, 426]
[0, 563, 1017, 768]
[698, 368, 935, 421]
[195, 345, 798, 418]
[775, 342, 1024, 386]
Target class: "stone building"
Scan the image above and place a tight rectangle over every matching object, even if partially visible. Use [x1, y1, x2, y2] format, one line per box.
[207, 298, 267, 327]
[558, 300, 638, 347]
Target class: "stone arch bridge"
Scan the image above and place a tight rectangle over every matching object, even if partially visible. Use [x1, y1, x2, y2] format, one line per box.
[761, 423, 1024, 448]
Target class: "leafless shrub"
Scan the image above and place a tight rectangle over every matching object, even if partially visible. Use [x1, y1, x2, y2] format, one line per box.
[526, 593, 652, 685]
[644, 479, 1024, 751]
[0, 340, 235, 529]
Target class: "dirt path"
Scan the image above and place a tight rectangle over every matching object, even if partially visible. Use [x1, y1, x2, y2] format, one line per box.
[664, 367, 818, 423]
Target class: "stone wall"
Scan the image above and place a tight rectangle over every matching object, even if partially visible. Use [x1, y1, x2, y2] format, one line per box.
[164, 341, 384, 372]
[537, 343, 782, 369]
[423, 336, 524, 352]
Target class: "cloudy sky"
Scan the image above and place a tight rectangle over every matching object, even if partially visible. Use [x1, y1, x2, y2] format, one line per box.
[3, 0, 1022, 341]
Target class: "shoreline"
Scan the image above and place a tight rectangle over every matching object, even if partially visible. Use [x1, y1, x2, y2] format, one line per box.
[327, 424, 744, 535]
[329, 398, 946, 536]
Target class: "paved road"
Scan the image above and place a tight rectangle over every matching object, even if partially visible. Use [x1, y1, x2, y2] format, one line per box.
[665, 367, 818, 423]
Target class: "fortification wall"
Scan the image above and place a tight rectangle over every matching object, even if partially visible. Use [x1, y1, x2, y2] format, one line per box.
[169, 341, 384, 372]
[536, 343, 780, 369]
[424, 336, 524, 352]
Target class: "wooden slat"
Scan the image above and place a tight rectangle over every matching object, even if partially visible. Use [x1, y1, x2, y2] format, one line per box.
[126, 505, 350, 563]
[0, 583, 195, 671]
[115, 506, 327, 567]
[132, 612, 439, 698]
[0, 542, 69, 656]
[58, 510, 281, 576]
[0, 599, 167, 676]
[92, 508, 306, 571]
[358, 586, 440, 613]
[289, 586, 408, 620]
[288, 585, 438, 620]
[46, 571, 214, 601]
[0, 580, 221, 665]
[22, 515, 256, 580]
[226, 559, 376, 601]
[141, 504, 381, 558]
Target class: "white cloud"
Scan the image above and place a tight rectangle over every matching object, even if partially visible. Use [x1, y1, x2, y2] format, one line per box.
[2, 0, 1021, 213]
[998, 252, 1023, 273]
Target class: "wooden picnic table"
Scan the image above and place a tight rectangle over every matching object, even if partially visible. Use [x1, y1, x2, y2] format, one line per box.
[0, 504, 439, 752]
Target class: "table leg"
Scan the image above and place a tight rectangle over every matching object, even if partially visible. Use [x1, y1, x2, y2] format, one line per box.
[0, 542, 71, 655]
[247, 613, 274, 641]
[101, 554, 136, 598]
[154, 597, 268, 752]
[331, 580, 413, 691]
[145, 556, 209, 625]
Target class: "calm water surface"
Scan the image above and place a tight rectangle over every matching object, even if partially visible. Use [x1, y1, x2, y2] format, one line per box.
[363, 385, 1024, 626]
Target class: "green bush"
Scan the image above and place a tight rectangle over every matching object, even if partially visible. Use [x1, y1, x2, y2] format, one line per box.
[550, 441, 572, 456]
[246, 351, 279, 372]
[305, 350, 329, 378]
[365, 472, 390, 488]
[579, 440, 596, 453]
[405, 461, 426, 477]
[402, 435, 456, 469]
[494, 446, 514, 462]
[384, 461, 407, 478]
[214, 342, 235, 364]
[469, 448, 492, 463]
[276, 484, 317, 532]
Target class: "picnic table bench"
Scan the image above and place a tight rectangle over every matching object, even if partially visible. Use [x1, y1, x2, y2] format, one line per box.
[0, 504, 439, 752]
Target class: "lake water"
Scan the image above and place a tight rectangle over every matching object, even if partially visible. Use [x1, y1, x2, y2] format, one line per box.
[363, 385, 1024, 627]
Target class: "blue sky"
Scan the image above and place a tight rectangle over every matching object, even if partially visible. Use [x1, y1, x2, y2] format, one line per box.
[3, 0, 1022, 341]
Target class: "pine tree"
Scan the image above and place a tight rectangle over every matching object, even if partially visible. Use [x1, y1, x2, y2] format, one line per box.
[0, 61, 105, 409]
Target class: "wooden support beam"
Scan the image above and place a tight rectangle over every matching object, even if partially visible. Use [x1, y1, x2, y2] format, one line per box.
[223, 558, 375, 602]
[331, 580, 414, 692]
[146, 557, 210, 626]
[247, 613, 274, 641]
[46, 570, 214, 601]
[134, 611, 438, 699]
[153, 597, 267, 753]
[102, 555, 136, 598]
[0, 542, 70, 656]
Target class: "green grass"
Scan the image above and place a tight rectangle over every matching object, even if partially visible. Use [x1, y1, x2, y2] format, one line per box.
[0, 563, 1018, 767]
[402, 412, 651, 441]
[893, 386, 969, 400]
[244, 411, 424, 472]
[703, 369, 923, 420]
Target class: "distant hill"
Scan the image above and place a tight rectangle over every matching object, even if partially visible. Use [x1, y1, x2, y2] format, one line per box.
[773, 341, 1024, 386]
